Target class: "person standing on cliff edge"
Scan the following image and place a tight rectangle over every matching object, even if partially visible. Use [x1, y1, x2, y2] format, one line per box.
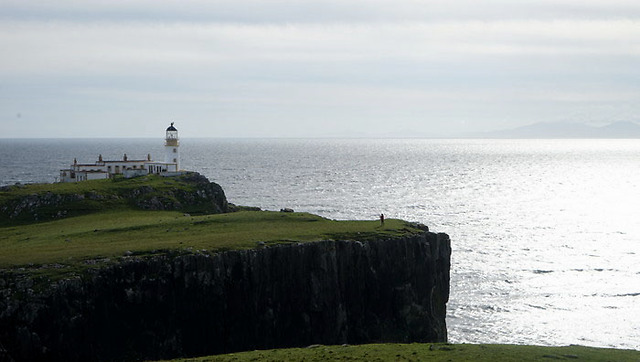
[380, 213, 385, 226]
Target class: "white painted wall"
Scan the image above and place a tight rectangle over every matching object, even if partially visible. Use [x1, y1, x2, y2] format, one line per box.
[165, 145, 180, 170]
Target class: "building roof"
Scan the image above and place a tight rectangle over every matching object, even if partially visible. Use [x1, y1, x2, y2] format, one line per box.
[167, 122, 177, 132]
[100, 160, 147, 164]
[146, 161, 177, 165]
[60, 169, 109, 174]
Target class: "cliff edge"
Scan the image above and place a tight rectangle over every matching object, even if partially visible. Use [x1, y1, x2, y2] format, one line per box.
[0, 232, 450, 361]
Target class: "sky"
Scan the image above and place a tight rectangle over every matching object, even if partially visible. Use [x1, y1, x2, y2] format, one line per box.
[1, 0, 640, 138]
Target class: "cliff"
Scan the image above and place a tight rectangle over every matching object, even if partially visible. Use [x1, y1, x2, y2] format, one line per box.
[0, 232, 450, 361]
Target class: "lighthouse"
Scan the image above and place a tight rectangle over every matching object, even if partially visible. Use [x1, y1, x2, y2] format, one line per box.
[165, 122, 180, 170]
[59, 123, 183, 182]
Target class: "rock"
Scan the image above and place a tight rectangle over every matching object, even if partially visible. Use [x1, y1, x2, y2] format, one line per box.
[0, 232, 451, 361]
[408, 222, 429, 232]
[0, 172, 228, 223]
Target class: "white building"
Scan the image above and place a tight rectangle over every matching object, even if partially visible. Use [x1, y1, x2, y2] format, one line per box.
[59, 123, 182, 182]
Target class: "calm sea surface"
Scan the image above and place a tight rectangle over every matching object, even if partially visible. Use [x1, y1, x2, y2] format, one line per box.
[1, 138, 639, 350]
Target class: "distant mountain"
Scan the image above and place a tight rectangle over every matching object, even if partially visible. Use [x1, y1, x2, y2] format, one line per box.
[479, 121, 640, 139]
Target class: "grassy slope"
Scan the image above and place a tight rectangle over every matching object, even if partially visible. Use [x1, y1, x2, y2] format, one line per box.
[0, 174, 192, 200]
[0, 174, 216, 226]
[0, 209, 419, 270]
[163, 343, 640, 362]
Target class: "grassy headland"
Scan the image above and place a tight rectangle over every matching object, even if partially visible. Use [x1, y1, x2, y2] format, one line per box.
[162, 343, 640, 362]
[0, 175, 422, 276]
[0, 209, 418, 269]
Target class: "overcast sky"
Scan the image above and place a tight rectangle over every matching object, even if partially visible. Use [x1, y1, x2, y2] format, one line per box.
[2, 0, 639, 138]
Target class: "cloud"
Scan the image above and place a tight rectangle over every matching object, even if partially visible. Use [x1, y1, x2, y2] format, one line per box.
[1, 1, 640, 137]
[2, 19, 639, 76]
[3, 0, 640, 23]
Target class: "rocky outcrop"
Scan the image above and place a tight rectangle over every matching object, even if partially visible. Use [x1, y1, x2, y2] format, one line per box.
[0, 173, 228, 224]
[0, 192, 88, 221]
[0, 232, 450, 361]
[128, 173, 228, 213]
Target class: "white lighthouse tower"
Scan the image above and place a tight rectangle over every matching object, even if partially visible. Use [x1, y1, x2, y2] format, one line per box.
[165, 122, 180, 170]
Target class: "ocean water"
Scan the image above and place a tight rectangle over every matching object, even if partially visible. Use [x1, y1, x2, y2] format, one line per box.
[1, 138, 639, 350]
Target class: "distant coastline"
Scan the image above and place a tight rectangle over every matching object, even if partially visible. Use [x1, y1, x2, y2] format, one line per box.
[471, 121, 640, 139]
[245, 120, 640, 139]
[2, 120, 640, 140]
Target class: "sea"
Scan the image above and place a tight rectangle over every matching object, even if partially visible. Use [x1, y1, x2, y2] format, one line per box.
[1, 138, 639, 350]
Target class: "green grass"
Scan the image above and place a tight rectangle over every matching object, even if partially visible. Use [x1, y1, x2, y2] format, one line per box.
[1, 175, 420, 280]
[0, 174, 213, 225]
[160, 343, 640, 362]
[1, 174, 190, 200]
[0, 209, 419, 271]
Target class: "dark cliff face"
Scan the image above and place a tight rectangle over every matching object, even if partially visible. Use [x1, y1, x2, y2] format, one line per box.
[0, 233, 450, 361]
